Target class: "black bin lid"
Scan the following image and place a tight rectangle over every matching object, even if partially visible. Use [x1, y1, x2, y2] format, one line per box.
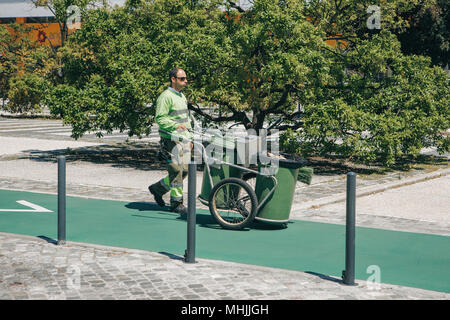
[260, 153, 307, 169]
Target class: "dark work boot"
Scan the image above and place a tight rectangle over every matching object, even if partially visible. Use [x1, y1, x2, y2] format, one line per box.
[149, 185, 166, 207]
[170, 203, 187, 215]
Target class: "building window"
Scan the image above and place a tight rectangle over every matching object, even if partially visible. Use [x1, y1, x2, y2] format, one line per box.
[0, 18, 17, 24]
[25, 16, 57, 23]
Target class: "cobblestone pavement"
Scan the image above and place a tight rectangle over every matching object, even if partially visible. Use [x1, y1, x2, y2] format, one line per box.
[1, 233, 449, 300]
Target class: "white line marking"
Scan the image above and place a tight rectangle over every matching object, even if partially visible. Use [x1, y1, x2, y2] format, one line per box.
[0, 200, 53, 213]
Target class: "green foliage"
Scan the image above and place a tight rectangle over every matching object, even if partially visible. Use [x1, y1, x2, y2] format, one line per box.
[0, 1, 95, 112]
[6, 73, 48, 113]
[283, 31, 449, 165]
[0, 23, 55, 113]
[395, 0, 449, 67]
[39, 0, 449, 166]
[44, 4, 158, 138]
[183, 0, 329, 129]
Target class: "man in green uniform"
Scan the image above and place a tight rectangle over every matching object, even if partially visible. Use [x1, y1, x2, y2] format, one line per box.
[148, 68, 193, 215]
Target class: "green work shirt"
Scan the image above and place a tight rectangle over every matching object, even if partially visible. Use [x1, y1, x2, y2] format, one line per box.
[155, 87, 193, 141]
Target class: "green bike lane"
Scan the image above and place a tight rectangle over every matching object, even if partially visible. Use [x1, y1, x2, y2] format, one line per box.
[1, 188, 449, 293]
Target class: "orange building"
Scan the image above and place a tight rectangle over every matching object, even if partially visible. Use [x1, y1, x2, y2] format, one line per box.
[0, 0, 120, 47]
[0, 0, 65, 47]
[1, 16, 65, 47]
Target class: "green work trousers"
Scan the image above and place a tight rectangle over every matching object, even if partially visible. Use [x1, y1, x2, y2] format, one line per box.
[150, 137, 190, 208]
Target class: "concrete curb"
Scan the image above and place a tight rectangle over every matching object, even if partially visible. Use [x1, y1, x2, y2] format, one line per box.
[293, 167, 450, 211]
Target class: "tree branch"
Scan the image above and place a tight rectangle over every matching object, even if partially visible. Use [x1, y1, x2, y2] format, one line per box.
[227, 1, 245, 13]
[188, 102, 243, 123]
[277, 121, 304, 131]
[266, 84, 295, 113]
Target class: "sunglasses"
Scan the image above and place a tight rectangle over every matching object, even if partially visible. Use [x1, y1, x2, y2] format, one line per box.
[175, 76, 188, 81]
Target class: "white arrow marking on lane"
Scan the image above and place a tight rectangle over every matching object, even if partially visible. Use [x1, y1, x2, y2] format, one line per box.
[0, 200, 53, 213]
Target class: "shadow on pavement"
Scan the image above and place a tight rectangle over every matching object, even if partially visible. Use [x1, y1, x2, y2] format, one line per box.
[125, 201, 169, 212]
[158, 251, 185, 261]
[19, 142, 168, 171]
[125, 201, 295, 232]
[305, 271, 344, 284]
[37, 235, 58, 245]
[13, 139, 449, 179]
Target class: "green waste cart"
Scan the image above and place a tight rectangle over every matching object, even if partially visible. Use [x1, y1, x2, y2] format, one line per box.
[175, 127, 306, 230]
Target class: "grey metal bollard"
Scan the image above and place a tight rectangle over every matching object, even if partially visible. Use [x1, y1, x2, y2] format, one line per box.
[57, 155, 66, 245]
[185, 162, 197, 263]
[342, 172, 357, 285]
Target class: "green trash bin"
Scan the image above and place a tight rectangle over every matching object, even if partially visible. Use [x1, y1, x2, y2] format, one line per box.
[254, 155, 306, 225]
[198, 134, 241, 205]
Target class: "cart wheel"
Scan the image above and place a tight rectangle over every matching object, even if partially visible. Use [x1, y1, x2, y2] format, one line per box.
[209, 178, 258, 230]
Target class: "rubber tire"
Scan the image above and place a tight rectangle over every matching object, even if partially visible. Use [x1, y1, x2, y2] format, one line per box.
[209, 177, 258, 230]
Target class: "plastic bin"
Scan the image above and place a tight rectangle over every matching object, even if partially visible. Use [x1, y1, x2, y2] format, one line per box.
[254, 155, 306, 225]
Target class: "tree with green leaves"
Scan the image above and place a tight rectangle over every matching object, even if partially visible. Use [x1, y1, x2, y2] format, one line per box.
[0, 0, 97, 112]
[394, 0, 449, 67]
[0, 22, 55, 113]
[43, 1, 157, 137]
[44, 0, 449, 166]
